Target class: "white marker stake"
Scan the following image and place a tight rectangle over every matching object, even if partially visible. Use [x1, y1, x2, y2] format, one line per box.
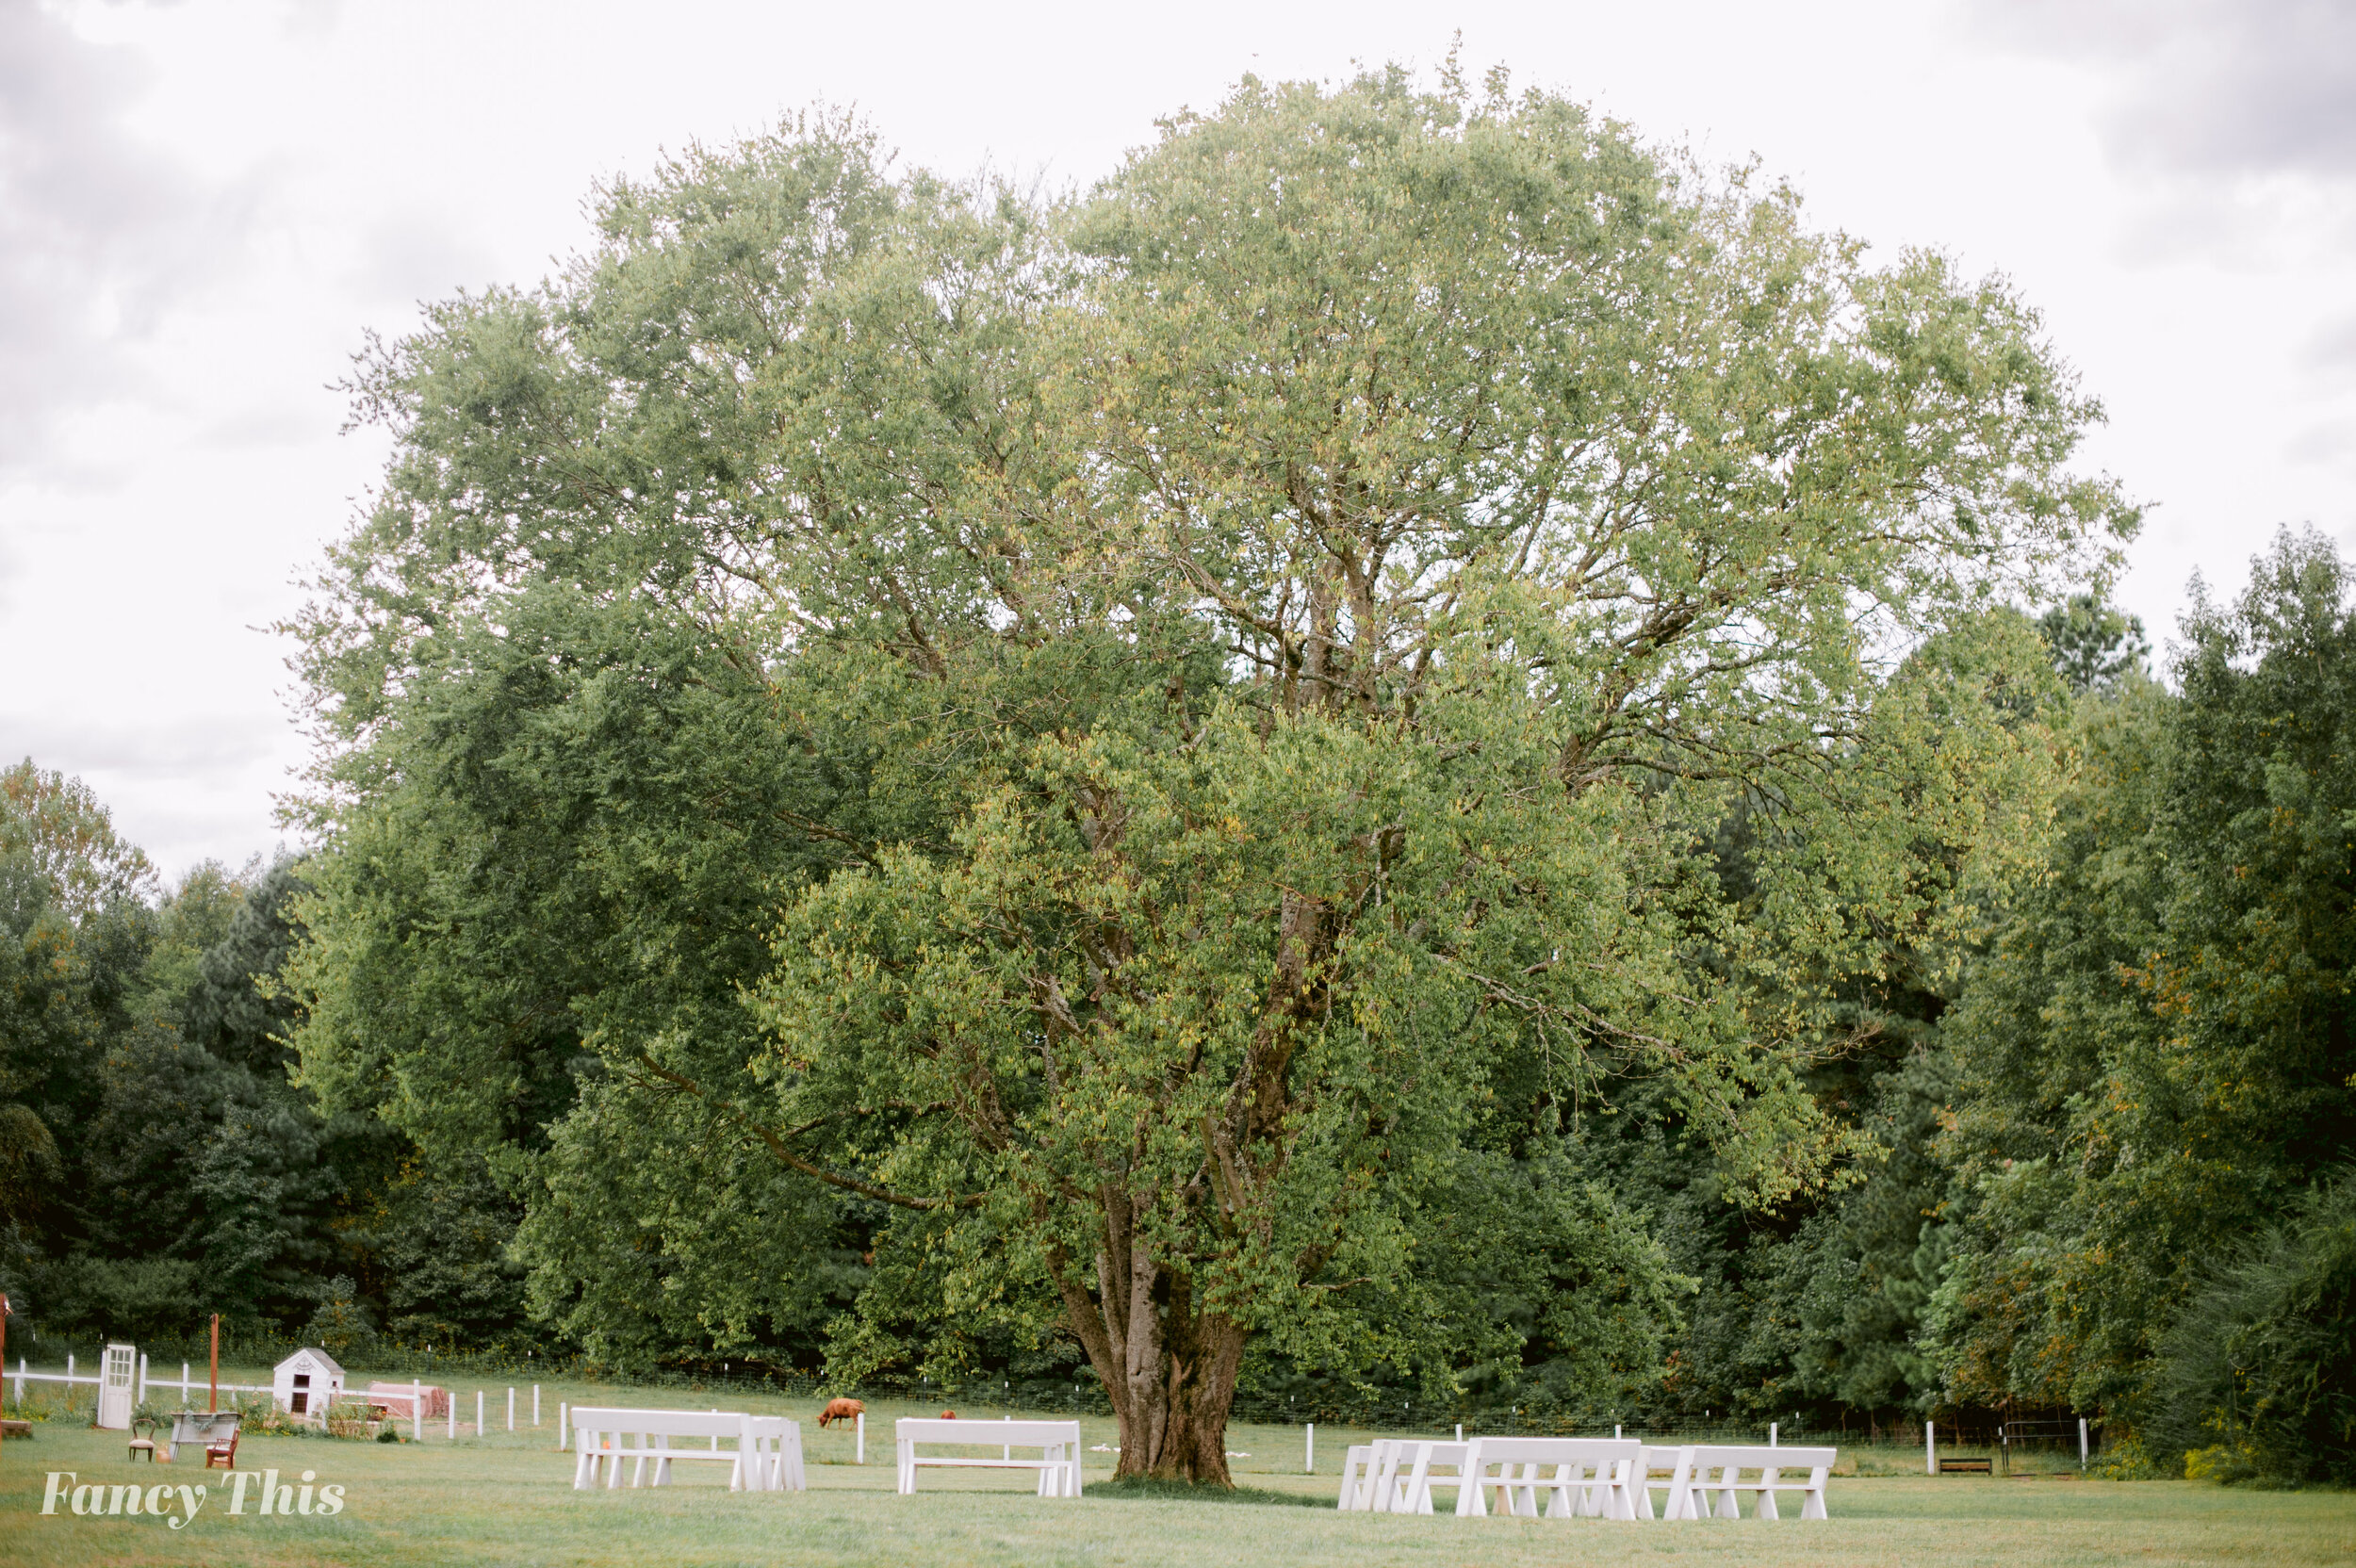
[476, 1390, 483, 1435]
[2079, 1417, 2088, 1470]
[534, 1385, 540, 1428]
[448, 1391, 455, 1440]
[1005, 1413, 1012, 1462]
[856, 1412, 864, 1464]
[413, 1379, 422, 1442]
[1305, 1423, 1315, 1473]
[1925, 1420, 1936, 1476]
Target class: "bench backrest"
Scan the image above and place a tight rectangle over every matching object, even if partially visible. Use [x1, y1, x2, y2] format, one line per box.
[171, 1413, 239, 1443]
[1684, 1444, 1837, 1474]
[896, 1418, 1079, 1447]
[571, 1406, 747, 1440]
[1466, 1437, 1641, 1468]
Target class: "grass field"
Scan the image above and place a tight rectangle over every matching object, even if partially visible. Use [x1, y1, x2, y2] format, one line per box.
[4, 1376, 2349, 1567]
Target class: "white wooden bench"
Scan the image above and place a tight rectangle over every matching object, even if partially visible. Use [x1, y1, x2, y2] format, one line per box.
[1456, 1436, 1644, 1521]
[894, 1417, 1082, 1498]
[568, 1406, 804, 1492]
[1648, 1444, 1835, 1520]
[1374, 1440, 1469, 1514]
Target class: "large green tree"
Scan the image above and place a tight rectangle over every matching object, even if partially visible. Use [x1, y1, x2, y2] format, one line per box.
[295, 71, 2127, 1479]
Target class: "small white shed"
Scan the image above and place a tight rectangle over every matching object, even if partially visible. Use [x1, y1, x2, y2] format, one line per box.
[272, 1347, 346, 1421]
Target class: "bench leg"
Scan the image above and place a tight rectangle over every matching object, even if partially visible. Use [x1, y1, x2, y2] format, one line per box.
[1758, 1470, 1780, 1522]
[1802, 1475, 1828, 1522]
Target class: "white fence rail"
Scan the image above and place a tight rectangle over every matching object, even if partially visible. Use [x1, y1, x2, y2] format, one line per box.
[10, 1357, 270, 1408]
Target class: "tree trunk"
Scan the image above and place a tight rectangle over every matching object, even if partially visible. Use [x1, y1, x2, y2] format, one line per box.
[1046, 1203, 1250, 1485]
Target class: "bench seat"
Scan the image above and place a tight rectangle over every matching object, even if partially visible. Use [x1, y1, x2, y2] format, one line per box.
[568, 1407, 803, 1493]
[1457, 1437, 1644, 1521]
[894, 1418, 1083, 1498]
[1647, 1444, 1836, 1520]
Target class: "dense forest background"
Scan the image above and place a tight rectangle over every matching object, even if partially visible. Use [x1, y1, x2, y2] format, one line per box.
[6, 75, 2353, 1486]
[6, 546, 2350, 1481]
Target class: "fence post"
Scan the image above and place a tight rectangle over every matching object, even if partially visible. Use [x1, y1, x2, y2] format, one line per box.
[413, 1379, 422, 1442]
[1614, 1425, 1622, 1440]
[1925, 1420, 1936, 1476]
[139, 1352, 147, 1405]
[449, 1391, 456, 1441]
[182, 1363, 190, 1404]
[856, 1411, 864, 1464]
[2079, 1417, 2088, 1471]
[1770, 1423, 1777, 1447]
[14, 1356, 24, 1407]
[534, 1384, 541, 1428]
[1305, 1423, 1315, 1473]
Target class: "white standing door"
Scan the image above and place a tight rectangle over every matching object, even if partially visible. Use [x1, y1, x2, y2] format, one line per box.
[96, 1343, 137, 1429]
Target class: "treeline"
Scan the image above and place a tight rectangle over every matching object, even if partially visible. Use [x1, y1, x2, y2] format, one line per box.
[12, 553, 2348, 1479]
[0, 765, 524, 1354]
[5, 71, 2350, 1485]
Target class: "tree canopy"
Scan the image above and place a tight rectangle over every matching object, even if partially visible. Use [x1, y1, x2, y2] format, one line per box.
[289, 68, 2130, 1481]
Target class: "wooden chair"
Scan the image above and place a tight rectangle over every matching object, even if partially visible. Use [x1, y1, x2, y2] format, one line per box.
[128, 1415, 159, 1462]
[205, 1425, 240, 1469]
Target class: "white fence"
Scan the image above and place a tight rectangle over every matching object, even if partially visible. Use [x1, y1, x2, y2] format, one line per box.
[10, 1354, 560, 1453]
[9, 1355, 271, 1409]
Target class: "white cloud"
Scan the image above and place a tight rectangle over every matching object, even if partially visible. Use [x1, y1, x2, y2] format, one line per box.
[0, 2, 252, 473]
[1967, 0, 2356, 186]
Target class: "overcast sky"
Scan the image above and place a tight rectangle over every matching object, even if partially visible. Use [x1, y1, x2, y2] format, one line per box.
[4, 0, 2353, 881]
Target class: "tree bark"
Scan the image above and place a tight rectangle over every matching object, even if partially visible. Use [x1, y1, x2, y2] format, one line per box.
[1045, 1212, 1250, 1484]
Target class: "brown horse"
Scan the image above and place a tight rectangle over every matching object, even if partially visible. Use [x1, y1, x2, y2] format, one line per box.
[816, 1397, 865, 1429]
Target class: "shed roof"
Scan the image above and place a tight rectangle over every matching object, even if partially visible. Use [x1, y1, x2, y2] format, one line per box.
[275, 1347, 345, 1378]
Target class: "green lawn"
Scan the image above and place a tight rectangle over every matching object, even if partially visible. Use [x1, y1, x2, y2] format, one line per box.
[3, 1387, 2348, 1567]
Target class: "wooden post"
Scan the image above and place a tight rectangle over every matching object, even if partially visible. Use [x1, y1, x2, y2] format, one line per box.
[208, 1315, 220, 1413]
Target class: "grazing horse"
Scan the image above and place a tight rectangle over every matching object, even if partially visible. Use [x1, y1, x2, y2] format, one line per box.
[817, 1397, 865, 1429]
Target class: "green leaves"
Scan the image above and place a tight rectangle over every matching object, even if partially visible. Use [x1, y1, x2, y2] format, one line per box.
[288, 69, 2126, 1440]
